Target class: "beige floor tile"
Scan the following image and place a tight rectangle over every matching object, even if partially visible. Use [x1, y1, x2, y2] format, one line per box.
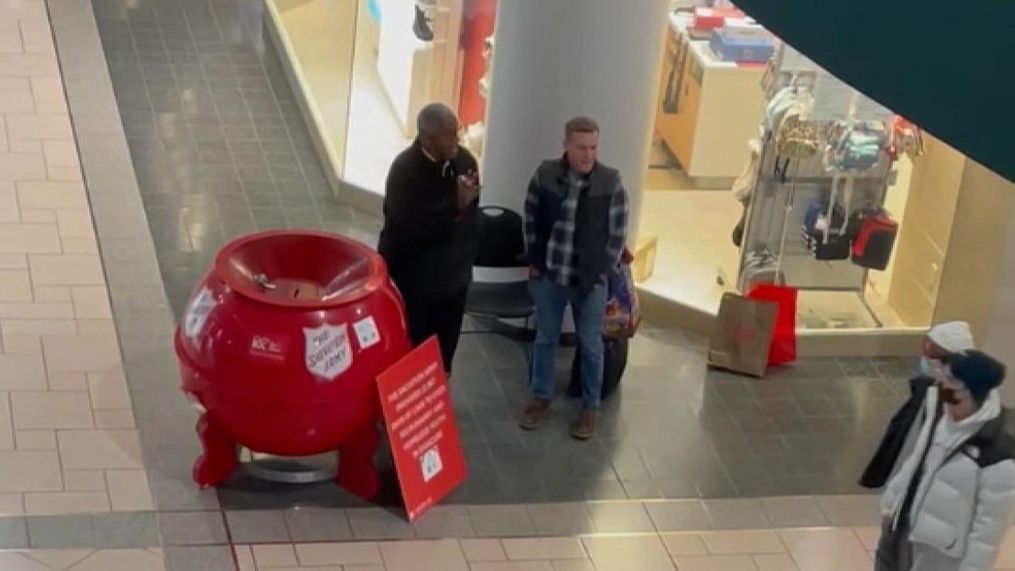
[25, 490, 110, 514]
[76, 319, 115, 337]
[87, 372, 130, 410]
[23, 548, 93, 569]
[48, 165, 82, 181]
[660, 532, 708, 556]
[997, 528, 1015, 566]
[20, 209, 55, 223]
[7, 113, 73, 142]
[57, 429, 142, 470]
[0, 21, 21, 54]
[587, 501, 655, 533]
[61, 238, 97, 254]
[43, 140, 78, 168]
[853, 526, 879, 551]
[582, 536, 676, 571]
[42, 333, 119, 373]
[15, 429, 55, 450]
[0, 392, 12, 449]
[470, 563, 554, 571]
[3, 318, 76, 336]
[0, 552, 52, 570]
[0, 87, 35, 113]
[70, 286, 111, 320]
[461, 539, 507, 562]
[0, 492, 23, 515]
[12, 391, 93, 429]
[3, 333, 40, 354]
[105, 469, 153, 511]
[0, 253, 25, 269]
[0, 53, 56, 79]
[94, 409, 135, 429]
[34, 285, 71, 302]
[779, 528, 870, 571]
[502, 538, 586, 561]
[0, 269, 32, 301]
[0, 224, 59, 253]
[16, 181, 88, 210]
[673, 555, 759, 571]
[0, 301, 74, 319]
[380, 539, 468, 571]
[29, 254, 104, 286]
[20, 21, 54, 55]
[30, 77, 66, 113]
[760, 497, 828, 528]
[63, 470, 107, 492]
[753, 553, 800, 571]
[0, 353, 46, 390]
[295, 542, 383, 566]
[56, 210, 94, 241]
[550, 561, 595, 571]
[47, 372, 87, 391]
[699, 530, 786, 555]
[67, 549, 165, 571]
[0, 181, 18, 221]
[0, 151, 46, 181]
[252, 544, 298, 567]
[234, 545, 256, 571]
[0, 449, 62, 491]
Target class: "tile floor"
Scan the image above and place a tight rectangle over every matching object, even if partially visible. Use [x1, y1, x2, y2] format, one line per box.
[0, 0, 151, 518]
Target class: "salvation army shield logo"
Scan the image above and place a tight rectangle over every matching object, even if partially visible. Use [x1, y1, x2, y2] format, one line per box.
[303, 323, 353, 381]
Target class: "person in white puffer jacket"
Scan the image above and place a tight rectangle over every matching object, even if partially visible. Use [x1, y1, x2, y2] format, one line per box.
[876, 350, 1015, 571]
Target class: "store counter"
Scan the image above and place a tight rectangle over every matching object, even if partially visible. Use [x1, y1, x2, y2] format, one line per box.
[655, 13, 766, 185]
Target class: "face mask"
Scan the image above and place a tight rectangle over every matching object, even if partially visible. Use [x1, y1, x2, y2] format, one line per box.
[919, 357, 942, 378]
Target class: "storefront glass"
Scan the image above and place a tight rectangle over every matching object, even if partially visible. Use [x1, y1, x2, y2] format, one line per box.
[266, 0, 1009, 351]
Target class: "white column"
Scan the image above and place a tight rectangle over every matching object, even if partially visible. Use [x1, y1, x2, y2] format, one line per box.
[479, 0, 669, 243]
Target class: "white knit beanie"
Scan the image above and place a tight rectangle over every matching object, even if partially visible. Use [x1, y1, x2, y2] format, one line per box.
[926, 321, 974, 353]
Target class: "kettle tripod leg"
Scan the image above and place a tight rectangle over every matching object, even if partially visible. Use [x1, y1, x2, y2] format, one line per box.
[337, 423, 381, 500]
[192, 413, 238, 488]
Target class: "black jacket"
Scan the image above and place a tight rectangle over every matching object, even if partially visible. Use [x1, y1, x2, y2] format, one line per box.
[377, 141, 479, 301]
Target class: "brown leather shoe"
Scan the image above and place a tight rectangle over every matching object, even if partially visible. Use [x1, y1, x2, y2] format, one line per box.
[570, 408, 596, 440]
[519, 399, 551, 430]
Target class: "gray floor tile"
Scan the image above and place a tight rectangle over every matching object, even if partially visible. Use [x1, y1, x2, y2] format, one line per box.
[283, 507, 353, 542]
[0, 517, 28, 549]
[27, 515, 95, 549]
[347, 507, 415, 540]
[92, 513, 161, 548]
[158, 511, 228, 545]
[645, 500, 712, 532]
[587, 502, 656, 533]
[468, 505, 537, 538]
[165, 545, 236, 571]
[225, 509, 290, 543]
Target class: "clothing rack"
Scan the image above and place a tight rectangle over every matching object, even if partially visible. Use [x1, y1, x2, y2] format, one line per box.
[736, 44, 895, 328]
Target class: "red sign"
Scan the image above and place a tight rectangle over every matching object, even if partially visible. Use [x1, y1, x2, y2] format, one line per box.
[376, 337, 466, 521]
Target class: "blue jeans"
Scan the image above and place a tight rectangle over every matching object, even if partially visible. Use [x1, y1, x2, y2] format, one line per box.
[528, 276, 608, 409]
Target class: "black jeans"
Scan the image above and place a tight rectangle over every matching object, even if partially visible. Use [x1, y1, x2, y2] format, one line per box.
[403, 290, 468, 373]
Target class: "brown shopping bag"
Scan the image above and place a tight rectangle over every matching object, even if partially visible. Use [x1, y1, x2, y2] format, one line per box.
[707, 293, 778, 378]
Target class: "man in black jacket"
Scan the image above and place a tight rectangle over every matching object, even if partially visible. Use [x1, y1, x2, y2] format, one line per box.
[378, 103, 480, 373]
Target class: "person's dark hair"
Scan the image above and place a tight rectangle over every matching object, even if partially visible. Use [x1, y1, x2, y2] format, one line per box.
[949, 350, 1006, 405]
[417, 103, 457, 137]
[565, 116, 599, 139]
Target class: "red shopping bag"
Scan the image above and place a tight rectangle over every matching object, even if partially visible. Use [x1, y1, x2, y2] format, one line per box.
[747, 284, 797, 366]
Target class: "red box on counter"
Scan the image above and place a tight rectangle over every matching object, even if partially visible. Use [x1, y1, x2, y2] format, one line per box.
[693, 6, 745, 30]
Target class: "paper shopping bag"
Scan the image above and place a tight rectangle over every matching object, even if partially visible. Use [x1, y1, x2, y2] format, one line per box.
[707, 293, 778, 378]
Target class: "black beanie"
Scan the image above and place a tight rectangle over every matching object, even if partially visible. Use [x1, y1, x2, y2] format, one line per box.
[949, 350, 1006, 404]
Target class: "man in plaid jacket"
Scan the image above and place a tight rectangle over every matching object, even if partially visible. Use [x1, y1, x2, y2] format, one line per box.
[519, 116, 629, 440]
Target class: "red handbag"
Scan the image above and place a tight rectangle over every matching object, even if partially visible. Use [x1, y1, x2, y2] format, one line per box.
[747, 284, 798, 366]
[851, 210, 899, 271]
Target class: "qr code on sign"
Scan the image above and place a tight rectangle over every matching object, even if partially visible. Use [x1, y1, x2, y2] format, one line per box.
[420, 446, 443, 482]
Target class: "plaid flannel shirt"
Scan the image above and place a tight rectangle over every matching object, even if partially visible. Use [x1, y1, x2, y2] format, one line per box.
[525, 169, 629, 288]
